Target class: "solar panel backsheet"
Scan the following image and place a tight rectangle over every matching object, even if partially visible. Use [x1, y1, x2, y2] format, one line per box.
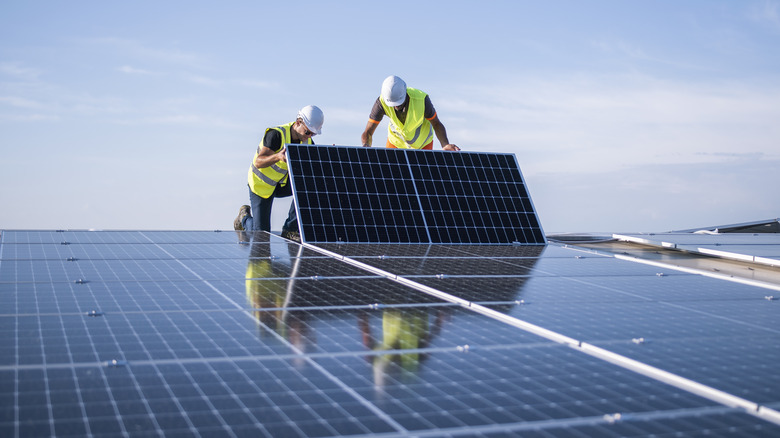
[2, 229, 780, 437]
[286, 145, 546, 245]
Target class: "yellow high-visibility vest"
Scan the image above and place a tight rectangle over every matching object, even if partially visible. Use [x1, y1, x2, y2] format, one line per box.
[380, 88, 434, 149]
[247, 122, 312, 198]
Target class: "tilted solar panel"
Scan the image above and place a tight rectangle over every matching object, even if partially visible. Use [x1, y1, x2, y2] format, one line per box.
[286, 145, 546, 245]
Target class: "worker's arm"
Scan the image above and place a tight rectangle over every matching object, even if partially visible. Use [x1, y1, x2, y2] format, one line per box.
[361, 120, 379, 147]
[430, 114, 460, 151]
[254, 145, 286, 168]
[253, 129, 286, 168]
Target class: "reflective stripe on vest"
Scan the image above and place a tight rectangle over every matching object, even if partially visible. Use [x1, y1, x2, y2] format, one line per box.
[380, 88, 433, 149]
[250, 159, 287, 187]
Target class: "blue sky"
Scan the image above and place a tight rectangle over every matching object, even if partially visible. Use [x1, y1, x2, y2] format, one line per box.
[1, 1, 779, 233]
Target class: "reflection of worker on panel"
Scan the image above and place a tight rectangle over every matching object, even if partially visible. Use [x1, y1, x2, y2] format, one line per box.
[245, 239, 313, 357]
[358, 307, 448, 387]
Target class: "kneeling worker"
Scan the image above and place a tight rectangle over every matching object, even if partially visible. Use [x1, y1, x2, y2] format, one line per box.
[234, 105, 324, 242]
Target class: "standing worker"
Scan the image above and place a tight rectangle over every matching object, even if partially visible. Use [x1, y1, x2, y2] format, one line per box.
[361, 75, 460, 151]
[234, 105, 324, 242]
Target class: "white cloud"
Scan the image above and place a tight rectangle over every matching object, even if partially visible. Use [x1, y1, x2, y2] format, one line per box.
[186, 75, 221, 86]
[0, 62, 42, 80]
[112, 113, 244, 130]
[748, 0, 780, 29]
[0, 113, 59, 122]
[237, 79, 280, 89]
[80, 37, 206, 68]
[530, 157, 780, 233]
[0, 96, 46, 109]
[0, 93, 63, 121]
[436, 73, 780, 175]
[590, 39, 706, 70]
[117, 65, 156, 75]
[592, 39, 648, 59]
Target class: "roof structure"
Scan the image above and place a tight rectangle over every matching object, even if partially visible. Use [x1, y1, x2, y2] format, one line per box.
[674, 218, 780, 235]
[2, 148, 779, 437]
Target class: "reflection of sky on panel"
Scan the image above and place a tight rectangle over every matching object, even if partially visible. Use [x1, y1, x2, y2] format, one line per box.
[602, 335, 780, 405]
[3, 230, 780, 436]
[315, 243, 564, 258]
[315, 348, 722, 432]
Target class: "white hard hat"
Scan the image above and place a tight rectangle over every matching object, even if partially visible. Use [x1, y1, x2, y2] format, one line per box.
[297, 105, 324, 135]
[381, 75, 407, 107]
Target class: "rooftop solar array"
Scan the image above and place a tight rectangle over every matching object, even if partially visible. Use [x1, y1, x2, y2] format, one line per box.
[286, 145, 545, 245]
[2, 229, 780, 437]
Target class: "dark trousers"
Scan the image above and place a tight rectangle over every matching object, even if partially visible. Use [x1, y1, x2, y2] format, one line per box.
[243, 184, 298, 233]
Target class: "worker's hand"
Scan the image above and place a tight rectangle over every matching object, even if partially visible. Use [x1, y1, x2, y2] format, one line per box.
[443, 144, 460, 151]
[362, 136, 372, 147]
[276, 146, 287, 163]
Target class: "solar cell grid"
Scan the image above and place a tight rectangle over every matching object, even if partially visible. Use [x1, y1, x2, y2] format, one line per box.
[315, 347, 724, 431]
[604, 336, 780, 404]
[551, 274, 777, 302]
[528, 255, 688, 277]
[243, 277, 446, 308]
[314, 242, 578, 259]
[403, 150, 544, 245]
[286, 145, 546, 245]
[349, 255, 540, 277]
[2, 230, 780, 436]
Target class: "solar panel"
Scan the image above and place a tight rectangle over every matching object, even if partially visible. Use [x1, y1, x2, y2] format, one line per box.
[286, 145, 546, 245]
[2, 228, 780, 437]
[615, 232, 780, 265]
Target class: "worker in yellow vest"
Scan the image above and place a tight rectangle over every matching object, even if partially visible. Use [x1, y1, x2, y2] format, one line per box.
[360, 75, 460, 152]
[234, 105, 324, 242]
